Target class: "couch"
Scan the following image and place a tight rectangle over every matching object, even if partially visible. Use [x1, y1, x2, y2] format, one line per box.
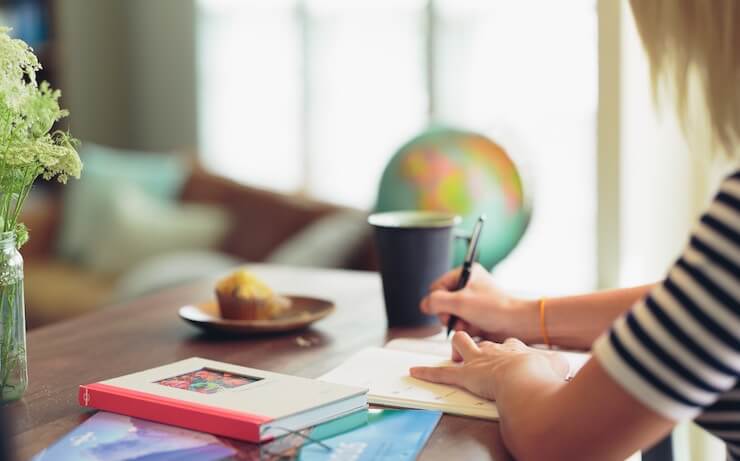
[20, 162, 376, 329]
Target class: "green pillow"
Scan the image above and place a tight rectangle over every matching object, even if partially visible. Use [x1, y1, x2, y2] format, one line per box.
[56, 143, 189, 262]
[83, 183, 231, 275]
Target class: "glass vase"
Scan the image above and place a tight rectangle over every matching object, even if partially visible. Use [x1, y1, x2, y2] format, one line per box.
[0, 231, 26, 402]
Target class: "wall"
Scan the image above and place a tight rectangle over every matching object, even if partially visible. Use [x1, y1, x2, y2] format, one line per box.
[55, 0, 132, 147]
[127, 0, 197, 151]
[55, 0, 197, 151]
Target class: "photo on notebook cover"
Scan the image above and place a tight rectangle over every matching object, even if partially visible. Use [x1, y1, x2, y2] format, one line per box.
[32, 409, 441, 461]
[155, 368, 260, 394]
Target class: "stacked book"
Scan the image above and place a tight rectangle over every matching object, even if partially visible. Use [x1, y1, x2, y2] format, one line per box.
[78, 357, 368, 443]
[33, 357, 441, 460]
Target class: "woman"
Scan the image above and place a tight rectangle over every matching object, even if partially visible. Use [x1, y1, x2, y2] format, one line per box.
[410, 1, 740, 460]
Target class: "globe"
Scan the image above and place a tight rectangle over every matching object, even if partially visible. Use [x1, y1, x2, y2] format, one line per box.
[375, 127, 530, 270]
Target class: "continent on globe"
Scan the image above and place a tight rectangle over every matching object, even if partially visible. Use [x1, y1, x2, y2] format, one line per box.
[375, 127, 530, 270]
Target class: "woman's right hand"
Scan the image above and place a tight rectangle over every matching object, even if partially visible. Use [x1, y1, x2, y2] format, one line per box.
[420, 263, 539, 344]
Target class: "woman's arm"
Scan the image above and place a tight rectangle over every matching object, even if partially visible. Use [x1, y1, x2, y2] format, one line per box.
[416, 171, 740, 458]
[411, 332, 675, 461]
[523, 284, 655, 349]
[495, 356, 673, 461]
[421, 265, 653, 349]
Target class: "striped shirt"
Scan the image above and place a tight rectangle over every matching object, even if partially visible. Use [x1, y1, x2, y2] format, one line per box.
[593, 169, 740, 460]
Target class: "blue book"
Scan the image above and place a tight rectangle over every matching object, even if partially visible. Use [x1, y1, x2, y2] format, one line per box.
[33, 408, 441, 461]
[296, 408, 441, 460]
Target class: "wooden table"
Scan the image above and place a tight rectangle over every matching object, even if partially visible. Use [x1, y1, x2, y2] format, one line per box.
[7, 264, 512, 460]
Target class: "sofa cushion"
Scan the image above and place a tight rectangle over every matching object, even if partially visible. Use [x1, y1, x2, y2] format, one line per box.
[113, 250, 244, 301]
[56, 143, 190, 262]
[181, 166, 335, 261]
[266, 210, 371, 268]
[83, 183, 232, 275]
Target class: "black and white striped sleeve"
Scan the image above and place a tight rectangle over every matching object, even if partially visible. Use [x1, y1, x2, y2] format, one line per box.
[592, 169, 740, 421]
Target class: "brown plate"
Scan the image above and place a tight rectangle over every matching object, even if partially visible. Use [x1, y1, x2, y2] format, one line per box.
[178, 295, 335, 335]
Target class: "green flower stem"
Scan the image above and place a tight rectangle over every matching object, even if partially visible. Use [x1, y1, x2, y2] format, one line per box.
[0, 281, 24, 400]
[0, 282, 18, 396]
[9, 166, 35, 231]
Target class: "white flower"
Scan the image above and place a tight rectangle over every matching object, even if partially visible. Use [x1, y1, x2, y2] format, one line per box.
[0, 28, 81, 240]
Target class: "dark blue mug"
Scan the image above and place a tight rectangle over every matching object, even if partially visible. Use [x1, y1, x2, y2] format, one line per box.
[369, 211, 465, 327]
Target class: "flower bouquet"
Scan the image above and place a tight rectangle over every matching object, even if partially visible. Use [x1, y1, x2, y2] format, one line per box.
[0, 28, 81, 402]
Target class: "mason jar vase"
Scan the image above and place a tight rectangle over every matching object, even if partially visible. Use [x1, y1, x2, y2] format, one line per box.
[0, 231, 26, 402]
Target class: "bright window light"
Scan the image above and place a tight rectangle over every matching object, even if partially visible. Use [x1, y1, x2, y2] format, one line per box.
[433, 0, 597, 294]
[197, 0, 597, 292]
[197, 0, 302, 191]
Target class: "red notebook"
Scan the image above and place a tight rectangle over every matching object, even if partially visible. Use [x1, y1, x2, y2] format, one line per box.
[79, 357, 368, 443]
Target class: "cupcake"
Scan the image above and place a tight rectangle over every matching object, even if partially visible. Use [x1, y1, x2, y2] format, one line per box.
[215, 270, 290, 320]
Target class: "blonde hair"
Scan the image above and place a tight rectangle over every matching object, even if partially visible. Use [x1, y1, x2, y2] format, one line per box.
[629, 0, 740, 157]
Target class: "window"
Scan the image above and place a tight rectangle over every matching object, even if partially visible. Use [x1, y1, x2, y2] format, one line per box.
[197, 0, 303, 191]
[197, 0, 597, 293]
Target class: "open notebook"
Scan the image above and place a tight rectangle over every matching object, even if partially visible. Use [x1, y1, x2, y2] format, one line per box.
[320, 333, 590, 420]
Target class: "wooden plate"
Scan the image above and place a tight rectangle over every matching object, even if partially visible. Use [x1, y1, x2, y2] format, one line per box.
[178, 295, 335, 335]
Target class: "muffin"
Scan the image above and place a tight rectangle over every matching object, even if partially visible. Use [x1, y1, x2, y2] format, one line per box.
[215, 270, 290, 320]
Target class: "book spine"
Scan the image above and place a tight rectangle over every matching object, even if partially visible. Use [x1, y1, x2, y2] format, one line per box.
[78, 383, 268, 442]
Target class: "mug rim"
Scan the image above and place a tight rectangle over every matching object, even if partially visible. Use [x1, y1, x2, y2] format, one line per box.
[368, 210, 462, 229]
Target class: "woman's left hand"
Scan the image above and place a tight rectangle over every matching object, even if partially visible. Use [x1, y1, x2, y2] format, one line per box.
[410, 331, 570, 401]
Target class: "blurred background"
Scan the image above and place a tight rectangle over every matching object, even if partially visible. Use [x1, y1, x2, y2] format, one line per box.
[0, 0, 733, 456]
[2, 0, 725, 317]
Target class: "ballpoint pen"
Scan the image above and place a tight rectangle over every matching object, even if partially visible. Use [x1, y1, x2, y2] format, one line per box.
[446, 215, 486, 338]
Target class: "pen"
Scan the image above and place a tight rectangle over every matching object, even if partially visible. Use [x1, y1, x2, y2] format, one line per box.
[446, 215, 486, 338]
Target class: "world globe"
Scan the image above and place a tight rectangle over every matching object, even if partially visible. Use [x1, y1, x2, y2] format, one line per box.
[375, 127, 530, 270]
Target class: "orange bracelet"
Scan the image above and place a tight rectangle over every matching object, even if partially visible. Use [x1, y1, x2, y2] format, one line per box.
[539, 297, 552, 349]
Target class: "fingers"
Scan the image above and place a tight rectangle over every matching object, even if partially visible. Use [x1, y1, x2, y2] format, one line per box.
[422, 290, 466, 316]
[474, 338, 526, 355]
[452, 326, 475, 362]
[420, 295, 430, 314]
[431, 313, 468, 332]
[409, 366, 461, 386]
[503, 337, 526, 348]
[478, 340, 498, 350]
[439, 315, 469, 330]
[451, 331, 480, 361]
[427, 262, 491, 295]
[429, 267, 463, 291]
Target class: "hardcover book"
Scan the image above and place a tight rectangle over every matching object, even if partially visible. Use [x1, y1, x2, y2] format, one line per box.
[78, 357, 368, 443]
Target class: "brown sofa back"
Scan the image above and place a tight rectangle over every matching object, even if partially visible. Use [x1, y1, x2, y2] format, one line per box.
[22, 165, 377, 270]
[182, 166, 356, 263]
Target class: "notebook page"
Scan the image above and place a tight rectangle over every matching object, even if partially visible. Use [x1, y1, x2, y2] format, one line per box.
[385, 336, 591, 379]
[320, 347, 498, 420]
[385, 334, 449, 357]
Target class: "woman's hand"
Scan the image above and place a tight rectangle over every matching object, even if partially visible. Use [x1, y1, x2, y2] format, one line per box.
[410, 332, 569, 401]
[420, 263, 539, 343]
